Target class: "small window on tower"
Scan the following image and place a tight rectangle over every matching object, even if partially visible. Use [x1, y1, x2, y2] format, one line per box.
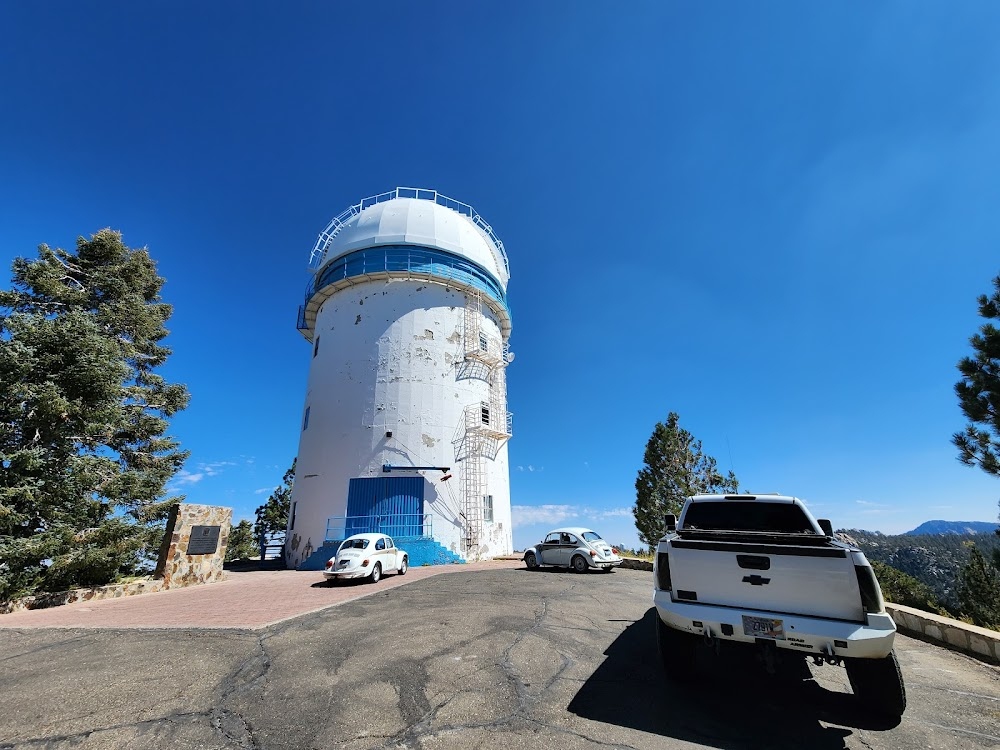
[313, 336, 320, 358]
[484, 495, 494, 523]
[290, 502, 297, 530]
[479, 333, 488, 352]
[481, 402, 490, 425]
[303, 406, 311, 431]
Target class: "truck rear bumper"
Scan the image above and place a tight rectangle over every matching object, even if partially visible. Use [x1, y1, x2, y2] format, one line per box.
[653, 590, 896, 660]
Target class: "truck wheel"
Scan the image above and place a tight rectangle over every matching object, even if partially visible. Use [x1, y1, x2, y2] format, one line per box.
[571, 555, 589, 573]
[845, 650, 906, 719]
[656, 613, 697, 681]
[524, 552, 539, 569]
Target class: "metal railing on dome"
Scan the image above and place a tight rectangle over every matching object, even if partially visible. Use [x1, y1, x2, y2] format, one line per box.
[307, 187, 509, 280]
[324, 513, 433, 544]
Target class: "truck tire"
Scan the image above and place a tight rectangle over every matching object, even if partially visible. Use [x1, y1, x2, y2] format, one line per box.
[655, 613, 697, 681]
[845, 650, 906, 719]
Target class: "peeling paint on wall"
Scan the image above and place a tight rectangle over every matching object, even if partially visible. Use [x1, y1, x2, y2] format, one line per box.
[293, 278, 512, 563]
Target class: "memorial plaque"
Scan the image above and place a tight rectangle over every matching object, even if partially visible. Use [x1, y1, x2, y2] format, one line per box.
[187, 525, 221, 555]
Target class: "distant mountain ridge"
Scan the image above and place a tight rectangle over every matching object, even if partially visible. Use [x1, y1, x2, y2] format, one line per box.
[903, 520, 997, 536]
[842, 529, 1000, 611]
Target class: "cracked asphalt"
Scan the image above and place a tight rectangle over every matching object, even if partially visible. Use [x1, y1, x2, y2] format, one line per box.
[2, 567, 999, 749]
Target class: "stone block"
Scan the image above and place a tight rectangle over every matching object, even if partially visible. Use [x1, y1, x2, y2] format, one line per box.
[944, 626, 968, 648]
[924, 624, 942, 641]
[902, 612, 923, 632]
[969, 635, 992, 658]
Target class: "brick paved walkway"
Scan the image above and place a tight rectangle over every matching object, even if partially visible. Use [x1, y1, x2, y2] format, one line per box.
[0, 559, 523, 630]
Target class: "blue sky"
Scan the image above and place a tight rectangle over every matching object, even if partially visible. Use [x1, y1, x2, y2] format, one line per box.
[3, 2, 1000, 550]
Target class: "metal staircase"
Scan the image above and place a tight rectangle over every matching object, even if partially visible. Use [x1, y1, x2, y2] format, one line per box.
[460, 292, 512, 555]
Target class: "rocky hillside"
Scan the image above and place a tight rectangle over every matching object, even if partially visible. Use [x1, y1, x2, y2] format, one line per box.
[841, 530, 1000, 612]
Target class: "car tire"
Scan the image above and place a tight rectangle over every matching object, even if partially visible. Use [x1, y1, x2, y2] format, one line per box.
[845, 650, 906, 719]
[525, 552, 539, 570]
[571, 555, 589, 573]
[656, 613, 697, 681]
[370, 562, 382, 584]
[398, 556, 407, 575]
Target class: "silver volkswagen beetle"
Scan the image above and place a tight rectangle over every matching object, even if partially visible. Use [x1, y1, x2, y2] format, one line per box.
[523, 527, 622, 572]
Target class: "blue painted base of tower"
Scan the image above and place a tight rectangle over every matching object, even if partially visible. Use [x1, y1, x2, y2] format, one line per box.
[297, 537, 464, 571]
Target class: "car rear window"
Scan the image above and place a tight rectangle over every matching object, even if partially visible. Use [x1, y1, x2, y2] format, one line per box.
[341, 538, 370, 550]
[682, 502, 815, 534]
[582, 532, 603, 541]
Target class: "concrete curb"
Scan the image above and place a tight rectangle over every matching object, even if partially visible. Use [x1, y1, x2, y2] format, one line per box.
[885, 603, 999, 665]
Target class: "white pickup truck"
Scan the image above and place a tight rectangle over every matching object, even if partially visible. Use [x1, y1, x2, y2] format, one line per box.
[653, 494, 905, 718]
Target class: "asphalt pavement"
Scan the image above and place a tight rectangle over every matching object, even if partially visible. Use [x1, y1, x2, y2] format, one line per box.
[1, 566, 998, 749]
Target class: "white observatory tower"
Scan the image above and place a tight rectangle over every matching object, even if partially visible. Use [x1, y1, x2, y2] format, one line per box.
[286, 188, 513, 569]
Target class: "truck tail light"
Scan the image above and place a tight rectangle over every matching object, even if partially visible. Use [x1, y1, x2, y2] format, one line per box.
[325, 560, 333, 569]
[589, 550, 597, 557]
[362, 559, 370, 567]
[656, 552, 672, 591]
[612, 547, 619, 555]
[855, 565, 884, 614]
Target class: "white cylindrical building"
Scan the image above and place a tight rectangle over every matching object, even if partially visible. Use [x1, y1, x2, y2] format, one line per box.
[286, 188, 513, 569]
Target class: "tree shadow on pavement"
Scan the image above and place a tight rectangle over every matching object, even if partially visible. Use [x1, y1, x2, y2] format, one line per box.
[567, 608, 899, 750]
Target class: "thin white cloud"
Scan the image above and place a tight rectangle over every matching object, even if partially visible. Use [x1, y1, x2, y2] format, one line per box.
[201, 461, 237, 476]
[511, 505, 633, 529]
[856, 500, 888, 507]
[254, 487, 274, 495]
[173, 470, 205, 485]
[516, 466, 524, 472]
[512, 504, 574, 527]
[597, 508, 631, 519]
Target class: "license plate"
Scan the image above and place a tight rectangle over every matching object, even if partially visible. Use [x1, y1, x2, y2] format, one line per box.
[742, 615, 784, 640]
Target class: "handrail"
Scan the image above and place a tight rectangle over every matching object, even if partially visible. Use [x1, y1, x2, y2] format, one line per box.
[324, 513, 433, 544]
[307, 187, 509, 281]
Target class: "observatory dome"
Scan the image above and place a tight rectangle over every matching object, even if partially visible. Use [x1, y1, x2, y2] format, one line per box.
[318, 196, 509, 289]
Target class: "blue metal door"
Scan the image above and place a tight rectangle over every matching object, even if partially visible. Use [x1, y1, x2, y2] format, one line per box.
[346, 477, 425, 538]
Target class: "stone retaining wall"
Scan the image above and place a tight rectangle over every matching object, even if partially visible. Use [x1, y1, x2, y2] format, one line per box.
[0, 578, 166, 615]
[885, 603, 1000, 665]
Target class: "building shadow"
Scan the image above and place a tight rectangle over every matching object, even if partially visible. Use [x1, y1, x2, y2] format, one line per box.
[567, 608, 899, 750]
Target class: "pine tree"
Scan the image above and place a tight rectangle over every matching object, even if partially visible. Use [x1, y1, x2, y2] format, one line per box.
[957, 545, 1000, 630]
[954, 272, 1000, 478]
[633, 413, 738, 547]
[0, 230, 189, 600]
[254, 459, 295, 540]
[225, 520, 259, 562]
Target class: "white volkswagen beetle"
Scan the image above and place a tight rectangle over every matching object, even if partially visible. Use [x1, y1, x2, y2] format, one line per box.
[323, 533, 408, 584]
[523, 527, 622, 573]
